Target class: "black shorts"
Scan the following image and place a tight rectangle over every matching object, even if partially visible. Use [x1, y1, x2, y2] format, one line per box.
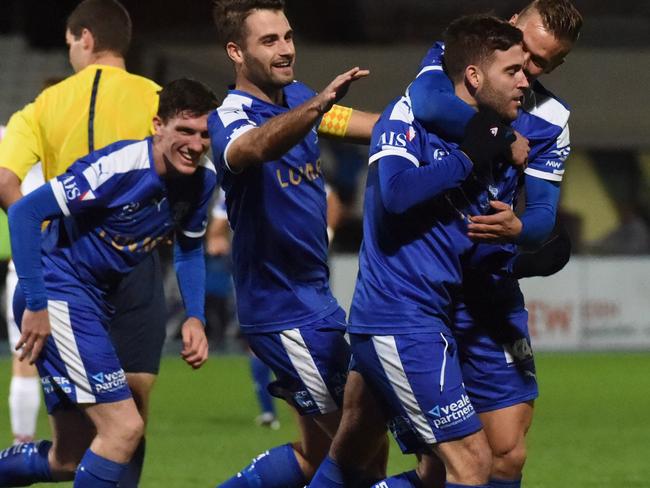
[108, 250, 167, 375]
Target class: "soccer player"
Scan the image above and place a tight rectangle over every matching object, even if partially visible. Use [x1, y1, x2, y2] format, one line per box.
[401, 2, 582, 486]
[0, 1, 166, 484]
[310, 15, 530, 488]
[209, 1, 381, 486]
[0, 78, 216, 488]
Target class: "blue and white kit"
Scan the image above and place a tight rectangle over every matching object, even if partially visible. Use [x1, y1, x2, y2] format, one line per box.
[10, 138, 215, 413]
[208, 82, 348, 415]
[407, 41, 572, 412]
[348, 96, 524, 450]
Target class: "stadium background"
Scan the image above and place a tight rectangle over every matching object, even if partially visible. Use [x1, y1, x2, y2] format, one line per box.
[0, 1, 649, 486]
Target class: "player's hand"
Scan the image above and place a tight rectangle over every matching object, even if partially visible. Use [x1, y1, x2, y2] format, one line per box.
[509, 130, 530, 168]
[460, 108, 516, 177]
[16, 309, 50, 364]
[180, 317, 209, 369]
[468, 200, 523, 242]
[315, 67, 370, 114]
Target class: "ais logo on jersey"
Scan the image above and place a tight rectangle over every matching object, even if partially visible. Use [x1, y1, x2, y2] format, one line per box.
[379, 127, 415, 148]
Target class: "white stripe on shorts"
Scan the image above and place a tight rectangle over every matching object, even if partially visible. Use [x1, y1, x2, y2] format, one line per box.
[280, 328, 337, 414]
[372, 335, 437, 444]
[47, 300, 96, 404]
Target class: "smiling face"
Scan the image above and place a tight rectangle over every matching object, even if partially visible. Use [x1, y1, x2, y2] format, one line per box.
[227, 8, 295, 100]
[512, 10, 572, 82]
[475, 44, 529, 122]
[153, 112, 211, 176]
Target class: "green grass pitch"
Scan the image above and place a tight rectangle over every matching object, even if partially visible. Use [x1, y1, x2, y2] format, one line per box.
[1, 352, 649, 487]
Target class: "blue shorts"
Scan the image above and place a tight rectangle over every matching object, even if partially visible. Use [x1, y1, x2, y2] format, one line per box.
[454, 297, 537, 414]
[350, 331, 482, 454]
[13, 285, 132, 414]
[244, 308, 349, 416]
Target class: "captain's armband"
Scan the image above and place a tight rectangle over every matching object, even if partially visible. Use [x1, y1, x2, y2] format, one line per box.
[318, 104, 353, 138]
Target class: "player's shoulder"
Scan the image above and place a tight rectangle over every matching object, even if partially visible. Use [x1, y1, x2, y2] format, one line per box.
[521, 80, 571, 128]
[81, 138, 150, 171]
[209, 90, 257, 132]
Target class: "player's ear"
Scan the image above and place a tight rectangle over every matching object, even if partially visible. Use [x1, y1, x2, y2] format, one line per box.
[226, 41, 244, 64]
[465, 65, 481, 90]
[509, 14, 519, 26]
[152, 115, 164, 134]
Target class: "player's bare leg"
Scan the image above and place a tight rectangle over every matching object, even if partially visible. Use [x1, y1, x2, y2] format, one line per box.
[480, 401, 534, 481]
[330, 371, 389, 478]
[125, 372, 157, 426]
[46, 407, 96, 480]
[432, 429, 492, 486]
[293, 410, 341, 479]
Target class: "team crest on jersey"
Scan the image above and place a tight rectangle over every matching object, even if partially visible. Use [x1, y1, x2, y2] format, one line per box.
[117, 202, 140, 219]
[433, 149, 449, 160]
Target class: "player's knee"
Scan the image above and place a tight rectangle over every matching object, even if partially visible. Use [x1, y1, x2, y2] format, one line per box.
[445, 437, 493, 483]
[107, 413, 145, 453]
[492, 440, 527, 478]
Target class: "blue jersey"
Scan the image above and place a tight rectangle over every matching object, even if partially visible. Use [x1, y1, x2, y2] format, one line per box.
[45, 138, 215, 310]
[207, 82, 341, 332]
[416, 42, 571, 185]
[348, 97, 519, 335]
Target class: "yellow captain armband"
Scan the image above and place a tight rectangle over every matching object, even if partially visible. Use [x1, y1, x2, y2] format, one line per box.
[318, 104, 353, 138]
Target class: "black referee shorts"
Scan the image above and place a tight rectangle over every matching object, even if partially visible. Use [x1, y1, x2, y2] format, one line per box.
[108, 250, 167, 375]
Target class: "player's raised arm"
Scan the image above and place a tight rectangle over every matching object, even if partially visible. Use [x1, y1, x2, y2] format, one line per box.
[222, 67, 368, 172]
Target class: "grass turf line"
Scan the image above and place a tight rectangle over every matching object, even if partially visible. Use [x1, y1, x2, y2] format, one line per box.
[0, 353, 648, 487]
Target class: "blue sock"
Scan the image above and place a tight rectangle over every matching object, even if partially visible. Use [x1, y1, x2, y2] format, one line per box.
[371, 470, 423, 488]
[74, 449, 127, 488]
[217, 443, 306, 488]
[0, 440, 53, 486]
[490, 479, 521, 488]
[117, 438, 146, 488]
[250, 356, 275, 415]
[445, 483, 490, 488]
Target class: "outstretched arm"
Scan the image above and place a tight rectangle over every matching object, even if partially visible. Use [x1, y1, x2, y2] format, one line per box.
[225, 67, 369, 172]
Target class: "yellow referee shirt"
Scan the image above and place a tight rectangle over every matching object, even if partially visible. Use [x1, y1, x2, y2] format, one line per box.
[0, 64, 161, 181]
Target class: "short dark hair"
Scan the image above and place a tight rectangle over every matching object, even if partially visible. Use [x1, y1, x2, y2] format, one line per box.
[66, 0, 132, 57]
[157, 79, 220, 123]
[520, 0, 583, 44]
[212, 0, 285, 46]
[444, 14, 524, 83]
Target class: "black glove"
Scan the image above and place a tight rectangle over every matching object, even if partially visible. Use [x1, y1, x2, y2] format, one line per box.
[512, 224, 572, 279]
[460, 108, 516, 178]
